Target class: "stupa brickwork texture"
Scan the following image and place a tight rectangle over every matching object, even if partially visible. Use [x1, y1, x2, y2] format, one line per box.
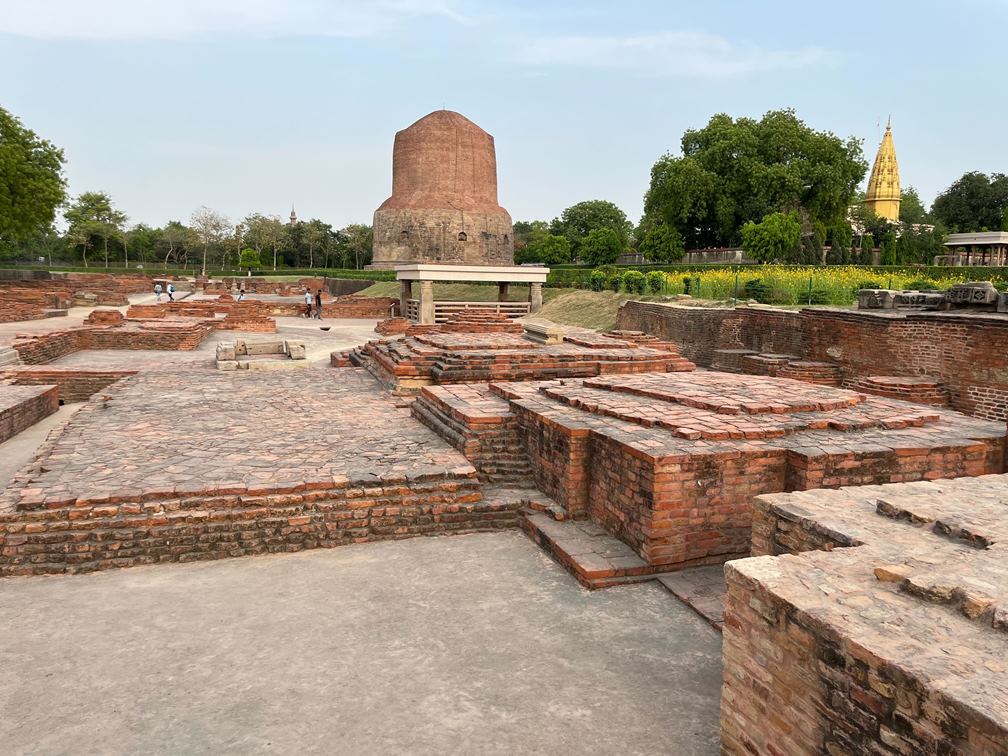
[371, 110, 514, 267]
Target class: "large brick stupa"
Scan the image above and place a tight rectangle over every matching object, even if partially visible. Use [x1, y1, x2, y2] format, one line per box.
[370, 110, 514, 268]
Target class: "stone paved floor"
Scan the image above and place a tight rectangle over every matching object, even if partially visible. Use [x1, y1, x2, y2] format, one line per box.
[0, 532, 723, 755]
[6, 368, 469, 508]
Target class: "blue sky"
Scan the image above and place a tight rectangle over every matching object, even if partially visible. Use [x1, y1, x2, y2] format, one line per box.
[2, 0, 1006, 230]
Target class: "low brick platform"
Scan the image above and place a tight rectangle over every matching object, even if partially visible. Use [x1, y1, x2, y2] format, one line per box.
[851, 375, 950, 406]
[1, 366, 136, 402]
[0, 384, 59, 443]
[735, 352, 844, 386]
[415, 372, 1005, 574]
[0, 369, 527, 576]
[12, 320, 215, 364]
[342, 329, 696, 394]
[723, 474, 1008, 754]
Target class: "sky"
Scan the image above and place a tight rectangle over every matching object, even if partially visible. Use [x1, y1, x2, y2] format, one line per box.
[2, 0, 1006, 231]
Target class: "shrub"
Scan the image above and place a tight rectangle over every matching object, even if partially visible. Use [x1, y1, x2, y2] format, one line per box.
[809, 288, 830, 305]
[608, 274, 622, 292]
[905, 278, 939, 291]
[588, 268, 607, 292]
[646, 270, 665, 293]
[622, 269, 646, 294]
[743, 278, 771, 303]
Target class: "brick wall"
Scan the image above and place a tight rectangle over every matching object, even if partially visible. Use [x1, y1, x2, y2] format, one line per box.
[618, 301, 1008, 421]
[0, 385, 59, 443]
[2, 367, 137, 403]
[13, 322, 214, 364]
[0, 473, 521, 576]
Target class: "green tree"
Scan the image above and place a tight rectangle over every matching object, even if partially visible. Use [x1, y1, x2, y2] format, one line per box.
[740, 211, 801, 263]
[0, 107, 66, 243]
[190, 206, 232, 276]
[64, 191, 125, 268]
[644, 109, 867, 249]
[517, 233, 571, 265]
[638, 221, 684, 263]
[551, 200, 631, 258]
[899, 186, 929, 224]
[156, 220, 198, 266]
[827, 224, 853, 265]
[931, 172, 1008, 232]
[238, 247, 260, 273]
[579, 227, 623, 266]
[859, 233, 875, 262]
[127, 224, 160, 267]
[303, 219, 331, 269]
[512, 220, 549, 255]
[879, 231, 897, 265]
[338, 224, 373, 269]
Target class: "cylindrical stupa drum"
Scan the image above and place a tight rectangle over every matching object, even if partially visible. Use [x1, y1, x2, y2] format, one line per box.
[371, 110, 514, 267]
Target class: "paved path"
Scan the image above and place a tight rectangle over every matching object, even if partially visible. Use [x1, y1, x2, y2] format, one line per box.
[0, 532, 723, 755]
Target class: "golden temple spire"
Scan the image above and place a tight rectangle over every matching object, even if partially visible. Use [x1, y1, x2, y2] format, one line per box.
[863, 118, 900, 222]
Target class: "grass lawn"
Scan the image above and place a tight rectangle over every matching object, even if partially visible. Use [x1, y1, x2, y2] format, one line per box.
[356, 282, 682, 331]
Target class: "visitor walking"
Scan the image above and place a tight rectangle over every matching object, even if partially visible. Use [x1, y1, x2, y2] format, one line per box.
[154, 282, 162, 302]
[303, 289, 313, 318]
[167, 282, 175, 302]
[237, 288, 245, 302]
[314, 288, 323, 320]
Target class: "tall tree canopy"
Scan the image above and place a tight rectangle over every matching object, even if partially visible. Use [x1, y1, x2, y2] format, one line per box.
[0, 107, 66, 242]
[550, 200, 631, 258]
[899, 186, 929, 225]
[930, 172, 1008, 232]
[63, 191, 126, 267]
[643, 109, 867, 249]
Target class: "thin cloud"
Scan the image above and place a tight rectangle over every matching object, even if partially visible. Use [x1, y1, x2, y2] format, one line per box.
[1, 0, 470, 39]
[516, 30, 832, 78]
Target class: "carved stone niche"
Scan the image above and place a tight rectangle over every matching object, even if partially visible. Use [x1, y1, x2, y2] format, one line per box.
[893, 291, 944, 310]
[857, 289, 898, 309]
[946, 281, 999, 307]
[998, 292, 1008, 314]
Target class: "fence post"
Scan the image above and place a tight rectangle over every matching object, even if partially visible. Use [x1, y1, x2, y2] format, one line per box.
[734, 270, 739, 305]
[808, 271, 813, 305]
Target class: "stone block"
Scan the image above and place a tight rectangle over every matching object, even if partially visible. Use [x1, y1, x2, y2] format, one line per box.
[947, 281, 999, 306]
[216, 360, 239, 371]
[998, 292, 1008, 313]
[523, 322, 564, 344]
[857, 289, 897, 309]
[284, 340, 307, 360]
[892, 291, 944, 309]
[215, 342, 237, 361]
[244, 341, 284, 356]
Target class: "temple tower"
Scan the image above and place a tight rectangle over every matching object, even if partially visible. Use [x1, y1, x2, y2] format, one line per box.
[863, 117, 900, 222]
[371, 110, 514, 268]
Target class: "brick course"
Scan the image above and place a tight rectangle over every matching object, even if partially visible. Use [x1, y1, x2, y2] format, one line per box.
[0, 384, 59, 443]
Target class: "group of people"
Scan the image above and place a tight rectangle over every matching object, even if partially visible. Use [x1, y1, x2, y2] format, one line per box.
[153, 282, 175, 302]
[304, 288, 324, 319]
[153, 281, 324, 318]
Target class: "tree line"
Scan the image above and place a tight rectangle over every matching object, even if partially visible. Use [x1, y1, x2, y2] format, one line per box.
[2, 104, 1006, 271]
[514, 110, 1007, 266]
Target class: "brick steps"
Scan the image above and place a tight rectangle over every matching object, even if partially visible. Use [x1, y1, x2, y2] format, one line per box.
[851, 376, 950, 407]
[520, 511, 663, 589]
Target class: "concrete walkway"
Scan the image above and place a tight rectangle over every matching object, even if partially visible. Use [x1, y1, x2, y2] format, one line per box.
[0, 532, 723, 755]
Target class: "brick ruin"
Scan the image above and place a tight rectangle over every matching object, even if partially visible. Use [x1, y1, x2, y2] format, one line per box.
[723, 474, 1008, 754]
[337, 315, 695, 393]
[0, 273, 183, 323]
[1, 271, 1007, 751]
[618, 301, 1008, 421]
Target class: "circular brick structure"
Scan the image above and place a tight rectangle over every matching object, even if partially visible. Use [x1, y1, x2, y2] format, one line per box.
[371, 110, 514, 268]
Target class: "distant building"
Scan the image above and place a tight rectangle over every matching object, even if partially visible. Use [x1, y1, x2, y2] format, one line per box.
[863, 118, 900, 222]
[936, 231, 1008, 266]
[370, 110, 514, 268]
[289, 205, 298, 225]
